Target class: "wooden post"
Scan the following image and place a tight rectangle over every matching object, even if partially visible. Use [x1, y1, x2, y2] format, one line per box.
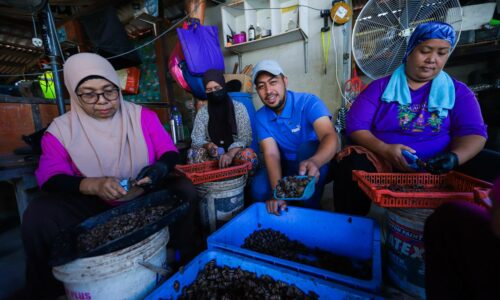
[185, 0, 206, 24]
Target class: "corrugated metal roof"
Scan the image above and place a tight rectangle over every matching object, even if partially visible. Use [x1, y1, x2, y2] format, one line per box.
[0, 0, 114, 84]
[0, 0, 185, 84]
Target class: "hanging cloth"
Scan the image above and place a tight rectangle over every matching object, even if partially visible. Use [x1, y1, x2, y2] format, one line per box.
[321, 30, 331, 74]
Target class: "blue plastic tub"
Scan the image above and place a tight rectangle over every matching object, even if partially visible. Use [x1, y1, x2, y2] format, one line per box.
[146, 250, 384, 300]
[207, 203, 382, 292]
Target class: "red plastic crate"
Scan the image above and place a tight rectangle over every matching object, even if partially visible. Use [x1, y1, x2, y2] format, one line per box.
[352, 170, 492, 208]
[175, 159, 252, 185]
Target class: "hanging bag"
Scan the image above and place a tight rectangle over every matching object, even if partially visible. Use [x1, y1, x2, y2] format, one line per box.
[179, 61, 207, 100]
[169, 42, 191, 92]
[176, 18, 224, 76]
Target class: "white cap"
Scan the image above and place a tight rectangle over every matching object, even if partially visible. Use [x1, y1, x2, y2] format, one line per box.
[252, 60, 284, 84]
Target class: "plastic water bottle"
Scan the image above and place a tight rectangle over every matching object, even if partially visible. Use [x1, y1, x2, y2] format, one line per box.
[169, 119, 177, 144]
[255, 24, 262, 39]
[170, 106, 184, 143]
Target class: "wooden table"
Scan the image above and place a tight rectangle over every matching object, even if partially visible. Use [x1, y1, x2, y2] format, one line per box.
[0, 154, 38, 222]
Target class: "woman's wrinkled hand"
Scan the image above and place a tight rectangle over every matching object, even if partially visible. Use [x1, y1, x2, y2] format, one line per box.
[80, 177, 127, 202]
[135, 161, 169, 191]
[219, 153, 234, 168]
[205, 142, 219, 158]
[378, 143, 415, 172]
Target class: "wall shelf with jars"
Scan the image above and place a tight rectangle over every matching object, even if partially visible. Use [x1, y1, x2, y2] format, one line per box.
[221, 0, 309, 72]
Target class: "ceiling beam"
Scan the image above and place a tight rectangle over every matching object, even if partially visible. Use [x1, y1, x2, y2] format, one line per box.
[49, 0, 100, 5]
[0, 48, 40, 59]
[0, 40, 44, 53]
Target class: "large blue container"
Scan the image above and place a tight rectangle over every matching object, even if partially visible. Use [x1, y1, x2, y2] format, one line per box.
[229, 92, 259, 153]
[146, 250, 384, 300]
[207, 203, 382, 292]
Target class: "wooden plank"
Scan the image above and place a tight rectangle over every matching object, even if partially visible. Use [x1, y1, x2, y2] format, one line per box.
[39, 103, 70, 127]
[0, 94, 69, 105]
[31, 104, 43, 131]
[0, 103, 35, 154]
[0, 29, 32, 41]
[0, 60, 31, 68]
[0, 7, 32, 22]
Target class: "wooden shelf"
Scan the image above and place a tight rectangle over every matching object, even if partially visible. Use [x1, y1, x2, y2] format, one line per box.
[221, 0, 310, 72]
[226, 28, 308, 53]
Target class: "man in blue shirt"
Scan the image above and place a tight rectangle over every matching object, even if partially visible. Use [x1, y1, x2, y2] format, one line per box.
[250, 60, 338, 215]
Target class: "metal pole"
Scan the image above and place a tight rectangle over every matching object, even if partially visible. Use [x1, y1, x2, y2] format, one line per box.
[44, 5, 65, 115]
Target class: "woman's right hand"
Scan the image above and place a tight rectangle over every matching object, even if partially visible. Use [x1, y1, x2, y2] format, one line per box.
[80, 177, 127, 202]
[378, 143, 415, 172]
[204, 142, 219, 158]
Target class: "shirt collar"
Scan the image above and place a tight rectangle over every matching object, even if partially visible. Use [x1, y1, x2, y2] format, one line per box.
[266, 90, 293, 121]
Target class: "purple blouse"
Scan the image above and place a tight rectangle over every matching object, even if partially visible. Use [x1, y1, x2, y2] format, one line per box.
[35, 108, 178, 187]
[346, 75, 487, 160]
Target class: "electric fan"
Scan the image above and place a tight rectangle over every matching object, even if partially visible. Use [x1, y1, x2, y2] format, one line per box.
[352, 0, 462, 79]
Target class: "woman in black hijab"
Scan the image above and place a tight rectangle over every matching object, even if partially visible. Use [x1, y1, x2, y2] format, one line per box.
[189, 69, 256, 169]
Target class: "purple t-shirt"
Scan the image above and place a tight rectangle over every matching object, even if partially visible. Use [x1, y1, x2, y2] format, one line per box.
[35, 108, 178, 187]
[346, 76, 487, 160]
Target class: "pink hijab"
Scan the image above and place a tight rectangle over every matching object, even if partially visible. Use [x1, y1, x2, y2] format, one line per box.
[47, 53, 149, 179]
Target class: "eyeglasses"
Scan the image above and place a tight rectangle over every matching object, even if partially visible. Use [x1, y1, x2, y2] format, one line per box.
[205, 85, 223, 93]
[77, 88, 120, 104]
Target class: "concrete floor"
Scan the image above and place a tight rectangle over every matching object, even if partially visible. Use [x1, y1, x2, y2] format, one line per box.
[0, 180, 418, 300]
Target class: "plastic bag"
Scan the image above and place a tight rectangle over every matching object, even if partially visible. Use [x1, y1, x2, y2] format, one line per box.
[179, 61, 207, 100]
[168, 42, 191, 92]
[176, 19, 224, 76]
[116, 67, 141, 94]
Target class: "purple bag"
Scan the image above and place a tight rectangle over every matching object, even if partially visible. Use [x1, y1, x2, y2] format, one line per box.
[176, 19, 225, 76]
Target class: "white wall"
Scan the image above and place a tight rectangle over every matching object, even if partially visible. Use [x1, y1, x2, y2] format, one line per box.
[203, 0, 349, 114]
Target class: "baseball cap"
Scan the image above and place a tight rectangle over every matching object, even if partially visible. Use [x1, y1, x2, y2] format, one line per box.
[252, 60, 284, 84]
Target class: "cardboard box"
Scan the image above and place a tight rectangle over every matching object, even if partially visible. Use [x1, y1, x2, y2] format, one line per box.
[224, 74, 253, 93]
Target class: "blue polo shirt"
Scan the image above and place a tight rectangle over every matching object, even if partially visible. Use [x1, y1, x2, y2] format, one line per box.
[255, 90, 331, 161]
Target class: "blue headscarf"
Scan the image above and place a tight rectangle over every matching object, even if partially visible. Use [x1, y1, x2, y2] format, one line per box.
[382, 21, 457, 118]
[403, 21, 456, 62]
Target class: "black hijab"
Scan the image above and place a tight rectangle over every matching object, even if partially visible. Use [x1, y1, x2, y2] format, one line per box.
[202, 69, 237, 151]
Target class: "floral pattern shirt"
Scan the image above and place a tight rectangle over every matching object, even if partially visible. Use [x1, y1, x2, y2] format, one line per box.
[191, 100, 252, 150]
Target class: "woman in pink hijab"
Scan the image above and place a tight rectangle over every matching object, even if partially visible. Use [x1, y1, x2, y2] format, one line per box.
[22, 53, 201, 299]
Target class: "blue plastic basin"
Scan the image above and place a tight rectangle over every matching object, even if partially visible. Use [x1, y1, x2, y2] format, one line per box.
[207, 203, 382, 292]
[146, 250, 384, 300]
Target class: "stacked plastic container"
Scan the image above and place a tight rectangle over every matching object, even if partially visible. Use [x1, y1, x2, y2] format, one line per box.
[146, 203, 383, 299]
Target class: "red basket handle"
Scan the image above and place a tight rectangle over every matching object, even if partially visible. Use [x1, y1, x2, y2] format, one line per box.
[233, 159, 252, 170]
[474, 187, 492, 210]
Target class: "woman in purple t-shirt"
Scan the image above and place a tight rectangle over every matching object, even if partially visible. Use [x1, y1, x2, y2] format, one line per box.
[333, 22, 498, 215]
[22, 53, 201, 299]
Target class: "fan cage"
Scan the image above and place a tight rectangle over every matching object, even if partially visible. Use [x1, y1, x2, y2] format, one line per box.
[352, 0, 462, 80]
